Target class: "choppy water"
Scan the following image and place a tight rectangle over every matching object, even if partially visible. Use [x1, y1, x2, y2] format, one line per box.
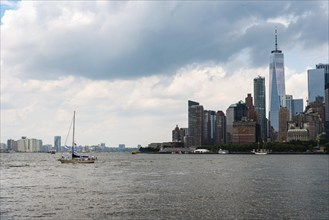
[0, 153, 328, 220]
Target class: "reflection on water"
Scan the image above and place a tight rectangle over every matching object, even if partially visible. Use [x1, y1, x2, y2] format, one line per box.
[1, 153, 328, 219]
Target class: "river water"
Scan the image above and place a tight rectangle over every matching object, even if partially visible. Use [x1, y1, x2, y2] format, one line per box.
[0, 153, 328, 220]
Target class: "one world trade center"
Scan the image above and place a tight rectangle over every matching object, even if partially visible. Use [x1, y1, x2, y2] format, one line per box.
[269, 28, 286, 132]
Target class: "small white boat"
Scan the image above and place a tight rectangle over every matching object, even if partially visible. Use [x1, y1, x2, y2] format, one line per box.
[251, 149, 269, 155]
[218, 149, 229, 154]
[193, 149, 209, 154]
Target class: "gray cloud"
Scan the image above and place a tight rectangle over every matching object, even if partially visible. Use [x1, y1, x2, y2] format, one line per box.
[2, 1, 328, 80]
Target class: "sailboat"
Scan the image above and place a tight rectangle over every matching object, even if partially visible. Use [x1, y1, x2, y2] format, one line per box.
[251, 142, 269, 155]
[58, 111, 96, 164]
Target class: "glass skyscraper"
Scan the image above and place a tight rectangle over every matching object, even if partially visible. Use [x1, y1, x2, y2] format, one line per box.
[254, 76, 267, 141]
[188, 100, 203, 146]
[54, 136, 61, 152]
[308, 65, 325, 103]
[269, 29, 286, 131]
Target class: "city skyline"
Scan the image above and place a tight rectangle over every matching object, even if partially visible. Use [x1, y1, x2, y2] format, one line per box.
[1, 1, 328, 147]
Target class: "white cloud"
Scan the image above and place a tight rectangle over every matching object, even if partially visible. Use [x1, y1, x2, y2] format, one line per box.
[3, 62, 295, 147]
[0, 1, 326, 147]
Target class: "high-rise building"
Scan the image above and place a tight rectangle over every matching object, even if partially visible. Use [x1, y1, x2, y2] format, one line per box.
[188, 100, 199, 136]
[254, 76, 267, 141]
[172, 125, 187, 142]
[308, 65, 326, 103]
[282, 95, 293, 121]
[318, 64, 329, 138]
[188, 100, 203, 146]
[226, 101, 248, 144]
[292, 99, 304, 116]
[245, 93, 258, 122]
[269, 28, 286, 132]
[232, 120, 258, 144]
[216, 111, 226, 144]
[203, 110, 217, 145]
[278, 107, 289, 142]
[54, 136, 61, 152]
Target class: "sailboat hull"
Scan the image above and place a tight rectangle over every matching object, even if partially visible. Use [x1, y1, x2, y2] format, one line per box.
[58, 159, 95, 164]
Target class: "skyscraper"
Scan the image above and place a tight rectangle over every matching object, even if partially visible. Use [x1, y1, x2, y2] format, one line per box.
[226, 101, 248, 144]
[269, 28, 286, 132]
[54, 136, 61, 152]
[254, 76, 267, 141]
[321, 64, 329, 138]
[292, 99, 304, 116]
[278, 107, 289, 142]
[308, 65, 326, 103]
[282, 95, 293, 121]
[216, 111, 226, 144]
[188, 100, 203, 146]
[203, 110, 217, 145]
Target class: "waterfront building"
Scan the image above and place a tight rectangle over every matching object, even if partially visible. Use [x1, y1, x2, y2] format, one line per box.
[287, 129, 309, 142]
[54, 136, 61, 152]
[254, 76, 267, 142]
[188, 100, 203, 146]
[232, 119, 258, 144]
[319, 64, 329, 138]
[292, 106, 323, 141]
[245, 93, 258, 122]
[216, 111, 226, 144]
[278, 107, 289, 142]
[308, 65, 325, 103]
[184, 135, 193, 148]
[172, 125, 187, 142]
[28, 139, 42, 152]
[226, 101, 248, 144]
[17, 137, 28, 152]
[0, 143, 7, 151]
[7, 139, 17, 151]
[269, 28, 286, 132]
[16, 137, 42, 152]
[188, 100, 199, 137]
[203, 110, 217, 145]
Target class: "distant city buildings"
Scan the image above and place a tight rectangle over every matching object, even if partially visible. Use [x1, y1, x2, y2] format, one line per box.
[118, 144, 126, 149]
[15, 137, 43, 152]
[188, 100, 228, 147]
[2, 31, 328, 150]
[172, 125, 187, 142]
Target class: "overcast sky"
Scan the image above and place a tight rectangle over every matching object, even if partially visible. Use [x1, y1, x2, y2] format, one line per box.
[1, 1, 328, 147]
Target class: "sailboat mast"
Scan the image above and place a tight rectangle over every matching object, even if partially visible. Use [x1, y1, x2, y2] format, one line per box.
[72, 111, 75, 157]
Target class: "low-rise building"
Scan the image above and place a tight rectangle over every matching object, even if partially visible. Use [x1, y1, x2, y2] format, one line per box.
[287, 129, 309, 141]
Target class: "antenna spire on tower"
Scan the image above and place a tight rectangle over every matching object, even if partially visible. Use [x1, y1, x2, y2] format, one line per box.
[275, 26, 278, 51]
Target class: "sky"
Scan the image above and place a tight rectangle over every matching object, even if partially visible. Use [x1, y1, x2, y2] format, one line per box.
[1, 1, 328, 147]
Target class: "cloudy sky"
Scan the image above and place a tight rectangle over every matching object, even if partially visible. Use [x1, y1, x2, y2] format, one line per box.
[1, 1, 328, 147]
